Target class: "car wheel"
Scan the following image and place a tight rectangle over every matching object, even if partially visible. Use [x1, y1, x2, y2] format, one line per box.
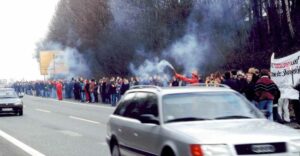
[161, 148, 175, 156]
[112, 143, 121, 156]
[16, 109, 23, 116]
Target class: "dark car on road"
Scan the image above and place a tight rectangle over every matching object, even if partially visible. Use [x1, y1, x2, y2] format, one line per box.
[0, 88, 23, 116]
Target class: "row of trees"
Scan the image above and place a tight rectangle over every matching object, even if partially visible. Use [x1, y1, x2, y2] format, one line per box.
[38, 0, 300, 77]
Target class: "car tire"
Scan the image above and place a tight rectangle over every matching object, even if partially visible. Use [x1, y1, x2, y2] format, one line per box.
[161, 148, 175, 156]
[16, 109, 23, 116]
[111, 143, 121, 156]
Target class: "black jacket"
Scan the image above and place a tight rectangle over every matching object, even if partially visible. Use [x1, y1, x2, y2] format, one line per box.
[222, 79, 239, 91]
[120, 83, 130, 95]
[244, 81, 256, 101]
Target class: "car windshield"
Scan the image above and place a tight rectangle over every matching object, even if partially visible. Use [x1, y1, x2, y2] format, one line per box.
[163, 92, 264, 123]
[0, 90, 18, 98]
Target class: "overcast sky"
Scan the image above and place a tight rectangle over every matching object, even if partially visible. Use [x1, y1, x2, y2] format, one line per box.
[0, 0, 59, 81]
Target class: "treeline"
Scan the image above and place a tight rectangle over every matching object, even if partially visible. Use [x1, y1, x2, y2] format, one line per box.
[38, 0, 300, 77]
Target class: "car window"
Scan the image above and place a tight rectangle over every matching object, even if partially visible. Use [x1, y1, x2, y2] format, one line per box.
[114, 92, 159, 120]
[139, 93, 159, 117]
[0, 90, 18, 98]
[163, 92, 264, 123]
[114, 93, 136, 116]
[133, 92, 159, 117]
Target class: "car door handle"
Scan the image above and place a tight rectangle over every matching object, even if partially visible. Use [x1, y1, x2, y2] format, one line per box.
[133, 132, 138, 137]
[118, 128, 122, 132]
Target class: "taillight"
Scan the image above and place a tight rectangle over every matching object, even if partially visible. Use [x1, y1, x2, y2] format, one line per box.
[190, 144, 204, 156]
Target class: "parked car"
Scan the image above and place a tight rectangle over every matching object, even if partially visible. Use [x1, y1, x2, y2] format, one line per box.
[0, 88, 23, 116]
[106, 85, 300, 156]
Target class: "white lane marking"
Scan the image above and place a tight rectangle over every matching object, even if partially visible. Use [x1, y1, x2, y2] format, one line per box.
[59, 130, 82, 137]
[69, 116, 100, 124]
[0, 129, 46, 156]
[35, 109, 51, 113]
[27, 96, 114, 110]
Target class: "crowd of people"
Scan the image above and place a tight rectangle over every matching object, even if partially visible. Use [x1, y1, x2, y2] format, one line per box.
[11, 67, 300, 125]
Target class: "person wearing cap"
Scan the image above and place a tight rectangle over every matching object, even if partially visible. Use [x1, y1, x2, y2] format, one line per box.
[254, 69, 280, 120]
[174, 70, 199, 85]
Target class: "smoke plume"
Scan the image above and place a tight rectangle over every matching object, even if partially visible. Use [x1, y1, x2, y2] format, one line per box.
[126, 0, 249, 76]
[129, 58, 175, 79]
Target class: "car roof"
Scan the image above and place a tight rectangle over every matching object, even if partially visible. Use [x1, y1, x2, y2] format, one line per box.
[127, 85, 237, 95]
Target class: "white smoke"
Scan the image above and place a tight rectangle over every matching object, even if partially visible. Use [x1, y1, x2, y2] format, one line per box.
[163, 34, 209, 74]
[129, 58, 174, 79]
[109, 0, 249, 78]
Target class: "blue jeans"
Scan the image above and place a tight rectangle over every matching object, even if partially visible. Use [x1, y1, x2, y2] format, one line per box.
[40, 90, 45, 97]
[111, 94, 117, 106]
[51, 88, 57, 98]
[90, 93, 95, 103]
[258, 100, 273, 120]
[81, 92, 86, 102]
[116, 93, 121, 102]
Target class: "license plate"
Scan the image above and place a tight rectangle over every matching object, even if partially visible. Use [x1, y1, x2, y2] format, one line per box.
[2, 108, 12, 111]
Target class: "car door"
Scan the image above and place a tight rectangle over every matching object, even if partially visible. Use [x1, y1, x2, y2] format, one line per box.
[111, 92, 138, 156]
[126, 92, 161, 156]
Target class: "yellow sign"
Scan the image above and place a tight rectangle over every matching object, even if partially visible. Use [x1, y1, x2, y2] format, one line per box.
[39, 51, 55, 75]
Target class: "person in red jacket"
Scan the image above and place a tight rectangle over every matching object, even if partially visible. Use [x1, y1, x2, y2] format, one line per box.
[56, 81, 63, 100]
[175, 70, 199, 84]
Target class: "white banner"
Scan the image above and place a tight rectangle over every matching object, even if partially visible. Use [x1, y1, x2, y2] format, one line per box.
[270, 51, 300, 99]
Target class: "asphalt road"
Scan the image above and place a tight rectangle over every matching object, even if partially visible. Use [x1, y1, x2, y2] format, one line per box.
[0, 96, 114, 156]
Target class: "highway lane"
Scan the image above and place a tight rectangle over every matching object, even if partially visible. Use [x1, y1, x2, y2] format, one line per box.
[0, 137, 28, 156]
[0, 95, 115, 156]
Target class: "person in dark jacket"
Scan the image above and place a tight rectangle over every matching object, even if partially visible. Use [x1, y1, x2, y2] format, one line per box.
[236, 71, 248, 93]
[222, 71, 239, 91]
[106, 79, 111, 104]
[73, 79, 81, 100]
[254, 69, 280, 120]
[171, 76, 179, 86]
[109, 77, 117, 106]
[120, 78, 130, 96]
[100, 79, 107, 103]
[94, 81, 99, 103]
[244, 73, 256, 102]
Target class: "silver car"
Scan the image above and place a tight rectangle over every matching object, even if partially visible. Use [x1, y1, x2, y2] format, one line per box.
[106, 85, 300, 156]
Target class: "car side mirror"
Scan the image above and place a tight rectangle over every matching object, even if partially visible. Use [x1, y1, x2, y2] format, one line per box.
[139, 114, 159, 125]
[19, 95, 24, 98]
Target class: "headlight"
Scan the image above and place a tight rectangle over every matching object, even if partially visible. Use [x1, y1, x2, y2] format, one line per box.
[14, 101, 23, 105]
[201, 144, 231, 156]
[289, 139, 300, 153]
